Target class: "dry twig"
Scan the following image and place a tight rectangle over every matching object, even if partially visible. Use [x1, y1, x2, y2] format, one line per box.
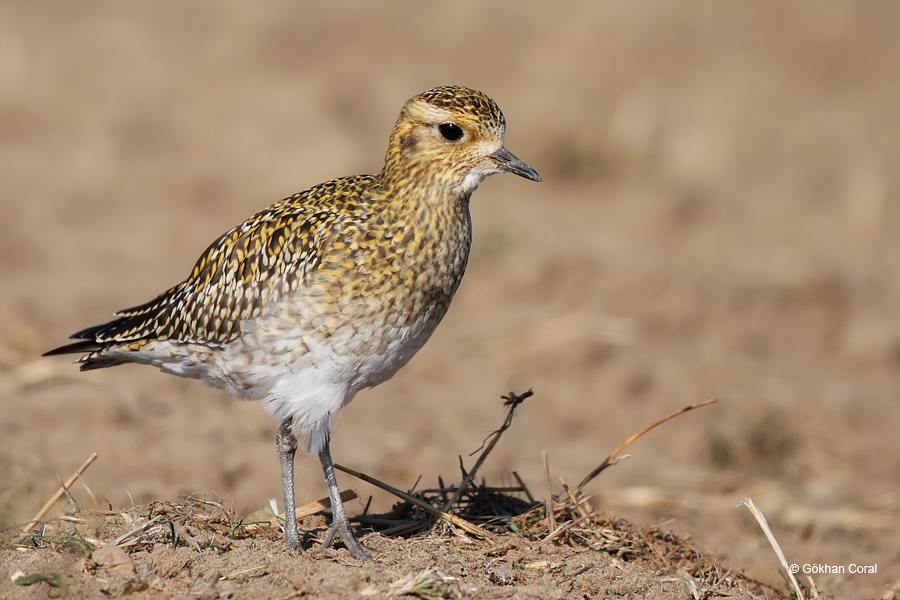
[577, 398, 717, 491]
[333, 463, 494, 541]
[21, 452, 98, 534]
[278, 490, 359, 522]
[560, 478, 588, 520]
[222, 565, 268, 581]
[441, 390, 532, 513]
[542, 451, 556, 533]
[742, 497, 806, 600]
[108, 515, 164, 547]
[519, 517, 589, 560]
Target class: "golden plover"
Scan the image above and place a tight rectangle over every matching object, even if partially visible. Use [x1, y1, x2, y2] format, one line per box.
[45, 85, 540, 559]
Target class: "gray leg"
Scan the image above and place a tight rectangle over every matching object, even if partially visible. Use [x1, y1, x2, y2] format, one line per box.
[319, 437, 370, 559]
[276, 418, 301, 550]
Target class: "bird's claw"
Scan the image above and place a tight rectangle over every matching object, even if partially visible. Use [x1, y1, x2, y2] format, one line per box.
[322, 520, 371, 560]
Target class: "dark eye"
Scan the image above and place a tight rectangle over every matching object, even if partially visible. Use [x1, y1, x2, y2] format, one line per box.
[438, 123, 464, 141]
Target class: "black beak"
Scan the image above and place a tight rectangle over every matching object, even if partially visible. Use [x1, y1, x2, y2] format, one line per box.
[492, 147, 541, 182]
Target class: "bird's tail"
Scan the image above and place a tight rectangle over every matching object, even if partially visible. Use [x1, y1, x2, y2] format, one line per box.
[43, 321, 135, 370]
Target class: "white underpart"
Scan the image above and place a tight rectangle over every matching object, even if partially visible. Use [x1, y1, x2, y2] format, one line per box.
[459, 163, 501, 195]
[250, 309, 440, 454]
[113, 299, 444, 455]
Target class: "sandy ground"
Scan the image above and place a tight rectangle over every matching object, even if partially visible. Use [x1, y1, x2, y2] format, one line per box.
[2, 2, 900, 598]
[0, 495, 784, 599]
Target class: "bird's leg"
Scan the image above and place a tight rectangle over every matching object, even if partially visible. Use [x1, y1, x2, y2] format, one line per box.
[318, 437, 370, 559]
[276, 417, 302, 550]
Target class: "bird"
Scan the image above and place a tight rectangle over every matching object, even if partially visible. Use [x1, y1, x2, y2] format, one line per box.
[44, 85, 541, 559]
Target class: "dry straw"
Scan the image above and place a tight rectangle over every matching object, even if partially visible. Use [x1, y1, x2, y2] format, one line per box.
[21, 452, 98, 534]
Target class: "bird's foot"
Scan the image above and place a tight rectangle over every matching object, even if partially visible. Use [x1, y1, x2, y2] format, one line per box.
[322, 517, 371, 560]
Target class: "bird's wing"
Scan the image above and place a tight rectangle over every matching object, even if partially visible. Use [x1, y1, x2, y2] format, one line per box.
[46, 179, 371, 357]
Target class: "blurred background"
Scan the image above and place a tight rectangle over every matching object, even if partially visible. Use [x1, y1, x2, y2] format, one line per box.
[2, 2, 899, 597]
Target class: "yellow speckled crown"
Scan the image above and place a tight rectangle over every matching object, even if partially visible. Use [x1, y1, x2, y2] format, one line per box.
[415, 85, 507, 130]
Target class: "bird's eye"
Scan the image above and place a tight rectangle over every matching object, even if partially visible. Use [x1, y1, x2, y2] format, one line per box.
[438, 123, 464, 142]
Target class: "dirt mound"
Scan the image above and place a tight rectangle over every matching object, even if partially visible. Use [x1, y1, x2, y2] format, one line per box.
[3, 494, 785, 600]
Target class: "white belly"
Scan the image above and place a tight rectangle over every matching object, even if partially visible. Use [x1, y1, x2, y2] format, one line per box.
[123, 299, 444, 454]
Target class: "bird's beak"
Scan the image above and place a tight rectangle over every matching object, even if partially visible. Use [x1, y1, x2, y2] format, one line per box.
[491, 147, 542, 182]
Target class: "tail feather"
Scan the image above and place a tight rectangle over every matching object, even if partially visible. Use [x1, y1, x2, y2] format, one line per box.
[42, 339, 104, 356]
[70, 313, 154, 344]
[44, 317, 139, 370]
[76, 356, 128, 371]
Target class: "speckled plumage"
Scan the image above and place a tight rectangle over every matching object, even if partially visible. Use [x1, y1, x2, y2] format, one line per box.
[46, 85, 540, 558]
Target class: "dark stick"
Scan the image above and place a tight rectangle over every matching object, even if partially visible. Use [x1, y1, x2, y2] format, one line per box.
[576, 398, 717, 492]
[440, 389, 532, 513]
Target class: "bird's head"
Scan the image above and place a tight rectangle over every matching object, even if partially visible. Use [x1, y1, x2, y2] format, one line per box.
[382, 85, 540, 197]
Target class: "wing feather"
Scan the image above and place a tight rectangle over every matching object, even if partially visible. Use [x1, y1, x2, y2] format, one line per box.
[43, 175, 377, 366]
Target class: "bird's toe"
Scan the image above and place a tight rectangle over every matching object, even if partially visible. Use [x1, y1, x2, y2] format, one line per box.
[322, 520, 371, 560]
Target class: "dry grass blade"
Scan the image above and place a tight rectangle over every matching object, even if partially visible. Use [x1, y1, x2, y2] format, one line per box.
[519, 517, 588, 560]
[380, 522, 425, 537]
[333, 463, 494, 541]
[741, 498, 806, 600]
[807, 575, 819, 598]
[108, 515, 164, 547]
[512, 471, 535, 504]
[277, 490, 359, 521]
[560, 478, 588, 520]
[577, 398, 717, 491]
[222, 565, 267, 581]
[21, 452, 98, 534]
[683, 572, 701, 600]
[542, 451, 556, 533]
[440, 390, 532, 513]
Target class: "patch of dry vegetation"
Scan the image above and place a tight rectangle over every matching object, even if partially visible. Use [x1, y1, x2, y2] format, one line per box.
[1, 393, 795, 599]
